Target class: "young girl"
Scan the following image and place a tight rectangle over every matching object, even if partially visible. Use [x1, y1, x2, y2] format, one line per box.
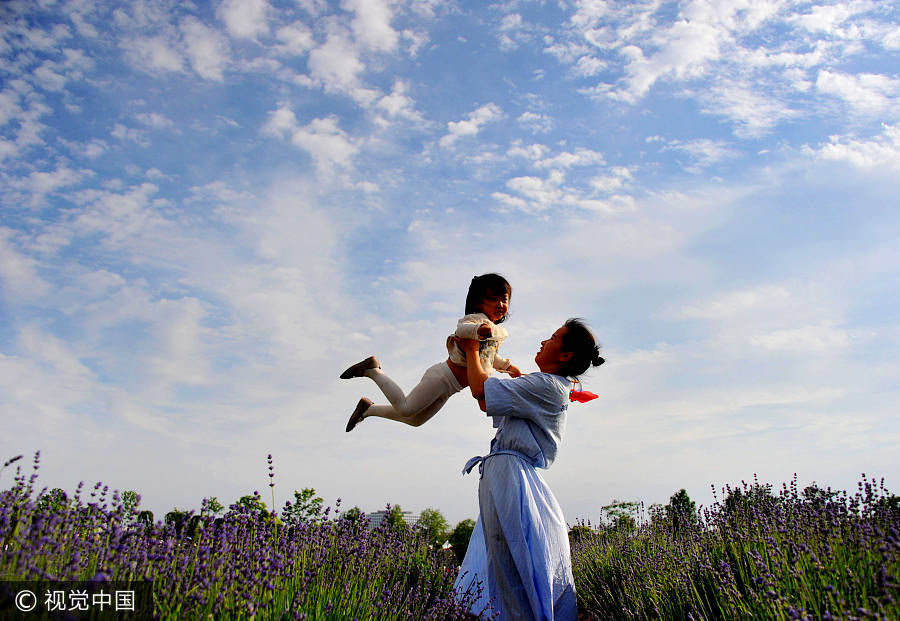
[341, 273, 522, 432]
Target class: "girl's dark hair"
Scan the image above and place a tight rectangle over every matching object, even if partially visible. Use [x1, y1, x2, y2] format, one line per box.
[464, 273, 512, 323]
[559, 318, 605, 378]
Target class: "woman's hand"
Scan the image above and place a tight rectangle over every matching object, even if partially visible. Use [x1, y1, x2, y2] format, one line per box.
[506, 364, 523, 378]
[456, 336, 481, 354]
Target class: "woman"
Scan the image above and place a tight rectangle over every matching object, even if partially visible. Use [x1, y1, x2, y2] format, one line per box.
[454, 319, 604, 620]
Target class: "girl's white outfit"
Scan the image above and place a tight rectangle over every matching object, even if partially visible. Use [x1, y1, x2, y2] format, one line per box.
[363, 314, 511, 427]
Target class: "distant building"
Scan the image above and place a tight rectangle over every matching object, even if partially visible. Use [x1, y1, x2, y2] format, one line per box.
[364, 509, 419, 531]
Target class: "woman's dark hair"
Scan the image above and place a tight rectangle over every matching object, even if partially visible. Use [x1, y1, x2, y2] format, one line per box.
[559, 318, 605, 378]
[464, 273, 512, 323]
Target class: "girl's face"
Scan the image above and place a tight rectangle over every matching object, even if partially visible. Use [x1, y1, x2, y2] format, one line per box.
[477, 289, 510, 323]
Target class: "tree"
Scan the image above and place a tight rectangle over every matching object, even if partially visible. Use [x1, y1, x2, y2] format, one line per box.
[602, 499, 640, 533]
[874, 494, 900, 520]
[341, 506, 364, 524]
[417, 507, 450, 548]
[568, 524, 598, 545]
[722, 482, 776, 520]
[164, 509, 192, 536]
[384, 504, 410, 535]
[37, 488, 69, 513]
[448, 518, 476, 564]
[282, 488, 324, 526]
[136, 510, 154, 534]
[202, 496, 224, 517]
[233, 493, 269, 515]
[119, 490, 140, 527]
[665, 489, 697, 536]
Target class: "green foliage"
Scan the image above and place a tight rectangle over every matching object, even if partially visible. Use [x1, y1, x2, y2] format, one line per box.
[383, 504, 410, 535]
[723, 481, 776, 518]
[568, 524, 599, 546]
[448, 518, 476, 564]
[37, 488, 69, 513]
[202, 496, 224, 517]
[416, 507, 450, 549]
[665, 488, 697, 536]
[282, 488, 324, 526]
[120, 490, 140, 512]
[342, 506, 364, 524]
[164, 509, 193, 537]
[137, 510, 154, 534]
[602, 499, 640, 533]
[231, 493, 269, 516]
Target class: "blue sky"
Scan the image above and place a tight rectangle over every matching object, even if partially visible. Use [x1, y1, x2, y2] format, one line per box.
[2, 0, 899, 525]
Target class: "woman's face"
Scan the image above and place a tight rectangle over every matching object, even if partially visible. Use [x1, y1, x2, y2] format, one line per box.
[535, 325, 570, 372]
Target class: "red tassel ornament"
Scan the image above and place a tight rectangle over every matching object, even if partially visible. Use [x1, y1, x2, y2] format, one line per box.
[569, 390, 598, 403]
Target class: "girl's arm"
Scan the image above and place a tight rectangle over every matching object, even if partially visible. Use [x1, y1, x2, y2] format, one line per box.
[493, 356, 522, 377]
[456, 315, 491, 340]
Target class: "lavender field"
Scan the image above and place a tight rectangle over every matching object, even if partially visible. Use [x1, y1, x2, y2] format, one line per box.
[0, 453, 479, 620]
[2, 452, 898, 620]
[572, 476, 900, 620]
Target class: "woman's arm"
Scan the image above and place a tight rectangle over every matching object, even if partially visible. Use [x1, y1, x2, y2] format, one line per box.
[457, 337, 490, 403]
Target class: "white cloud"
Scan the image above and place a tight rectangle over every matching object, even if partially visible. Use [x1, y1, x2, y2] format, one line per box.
[11, 166, 87, 207]
[680, 285, 795, 320]
[569, 0, 610, 30]
[32, 62, 68, 92]
[111, 123, 148, 145]
[60, 137, 108, 159]
[134, 112, 174, 129]
[816, 70, 900, 116]
[148, 297, 211, 388]
[573, 54, 606, 77]
[517, 111, 554, 134]
[307, 30, 379, 104]
[70, 183, 167, 248]
[535, 148, 605, 169]
[495, 168, 632, 214]
[375, 79, 424, 123]
[180, 16, 229, 81]
[18, 324, 97, 387]
[0, 90, 23, 126]
[790, 1, 873, 36]
[663, 138, 741, 170]
[218, 0, 270, 40]
[125, 36, 184, 73]
[342, 0, 398, 52]
[0, 228, 51, 300]
[554, 0, 895, 139]
[507, 142, 549, 160]
[750, 321, 851, 353]
[608, 15, 731, 103]
[590, 166, 634, 193]
[696, 80, 800, 138]
[805, 123, 900, 170]
[275, 22, 315, 56]
[439, 103, 503, 148]
[262, 106, 360, 173]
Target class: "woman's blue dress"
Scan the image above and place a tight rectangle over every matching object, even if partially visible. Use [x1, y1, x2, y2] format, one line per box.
[453, 372, 578, 620]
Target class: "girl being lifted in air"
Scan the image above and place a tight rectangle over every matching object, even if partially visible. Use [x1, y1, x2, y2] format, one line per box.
[340, 273, 522, 432]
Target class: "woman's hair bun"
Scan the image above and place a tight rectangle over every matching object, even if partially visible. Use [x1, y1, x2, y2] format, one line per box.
[593, 355, 605, 367]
